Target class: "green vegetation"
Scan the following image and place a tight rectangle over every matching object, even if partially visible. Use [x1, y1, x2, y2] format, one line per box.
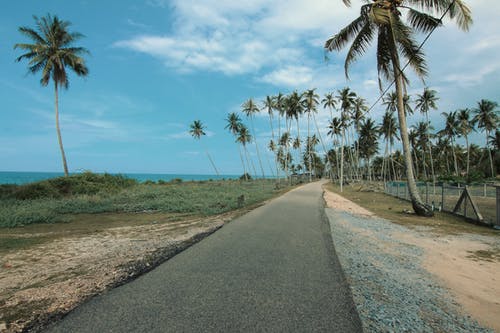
[15, 14, 89, 176]
[0, 173, 289, 228]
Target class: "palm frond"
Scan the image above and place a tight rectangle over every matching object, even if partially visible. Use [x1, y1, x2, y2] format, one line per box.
[325, 13, 367, 51]
[407, 9, 442, 33]
[344, 20, 376, 78]
[376, 26, 393, 86]
[448, 0, 473, 31]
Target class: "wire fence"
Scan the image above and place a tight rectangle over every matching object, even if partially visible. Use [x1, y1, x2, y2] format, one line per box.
[385, 181, 499, 227]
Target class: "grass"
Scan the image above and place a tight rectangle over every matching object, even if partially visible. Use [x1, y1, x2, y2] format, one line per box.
[0, 173, 291, 228]
[324, 181, 500, 237]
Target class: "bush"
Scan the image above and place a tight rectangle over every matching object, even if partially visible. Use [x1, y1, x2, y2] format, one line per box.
[239, 173, 252, 181]
[169, 178, 183, 184]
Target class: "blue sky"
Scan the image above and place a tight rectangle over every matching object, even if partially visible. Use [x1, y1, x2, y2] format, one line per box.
[1, 0, 499, 175]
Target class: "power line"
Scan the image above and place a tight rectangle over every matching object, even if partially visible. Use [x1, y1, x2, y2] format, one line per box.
[365, 0, 458, 114]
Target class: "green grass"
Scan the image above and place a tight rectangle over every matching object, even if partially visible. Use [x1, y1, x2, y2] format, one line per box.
[0, 173, 290, 228]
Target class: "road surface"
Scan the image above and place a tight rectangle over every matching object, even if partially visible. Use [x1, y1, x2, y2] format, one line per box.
[46, 181, 362, 332]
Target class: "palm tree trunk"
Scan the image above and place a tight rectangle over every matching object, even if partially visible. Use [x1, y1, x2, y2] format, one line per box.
[391, 44, 432, 216]
[201, 141, 219, 176]
[250, 115, 265, 179]
[239, 145, 248, 181]
[451, 138, 459, 176]
[425, 113, 436, 186]
[486, 131, 494, 177]
[307, 114, 312, 182]
[465, 134, 470, 177]
[54, 83, 69, 177]
[340, 128, 345, 192]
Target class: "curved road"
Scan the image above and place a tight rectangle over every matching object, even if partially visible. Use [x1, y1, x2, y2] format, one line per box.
[46, 181, 362, 332]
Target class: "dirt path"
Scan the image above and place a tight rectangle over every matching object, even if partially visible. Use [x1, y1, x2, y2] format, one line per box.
[324, 189, 500, 331]
[0, 214, 229, 333]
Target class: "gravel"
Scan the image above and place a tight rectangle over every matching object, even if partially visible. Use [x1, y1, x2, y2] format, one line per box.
[325, 209, 493, 333]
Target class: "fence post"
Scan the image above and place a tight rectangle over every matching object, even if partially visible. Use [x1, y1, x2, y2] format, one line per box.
[426, 182, 429, 205]
[495, 186, 500, 229]
[441, 182, 445, 212]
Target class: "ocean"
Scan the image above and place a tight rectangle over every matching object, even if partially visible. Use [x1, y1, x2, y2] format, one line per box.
[0, 171, 240, 185]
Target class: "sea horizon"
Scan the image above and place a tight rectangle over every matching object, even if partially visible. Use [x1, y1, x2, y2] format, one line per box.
[0, 171, 244, 185]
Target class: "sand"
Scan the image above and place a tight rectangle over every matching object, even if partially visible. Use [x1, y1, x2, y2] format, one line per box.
[324, 189, 500, 331]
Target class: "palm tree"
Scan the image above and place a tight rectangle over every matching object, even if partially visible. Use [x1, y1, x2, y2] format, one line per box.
[302, 89, 320, 181]
[415, 88, 439, 184]
[225, 113, 248, 180]
[358, 118, 379, 180]
[328, 117, 343, 180]
[325, 0, 472, 216]
[473, 99, 499, 178]
[15, 14, 89, 176]
[236, 125, 255, 179]
[263, 95, 278, 179]
[242, 98, 265, 179]
[351, 96, 368, 176]
[379, 110, 399, 181]
[438, 111, 460, 176]
[286, 91, 304, 172]
[189, 120, 220, 176]
[456, 108, 474, 177]
[489, 130, 500, 153]
[335, 87, 356, 191]
[322, 92, 337, 119]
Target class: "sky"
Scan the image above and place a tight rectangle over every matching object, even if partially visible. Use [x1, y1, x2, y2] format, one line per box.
[0, 0, 499, 175]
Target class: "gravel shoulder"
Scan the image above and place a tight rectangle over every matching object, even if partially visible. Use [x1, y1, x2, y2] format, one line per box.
[324, 188, 499, 332]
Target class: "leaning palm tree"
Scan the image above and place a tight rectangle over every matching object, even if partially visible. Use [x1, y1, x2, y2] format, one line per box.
[242, 98, 265, 179]
[236, 125, 255, 179]
[15, 14, 89, 176]
[473, 99, 499, 178]
[325, 0, 472, 216]
[189, 120, 220, 176]
[225, 113, 247, 180]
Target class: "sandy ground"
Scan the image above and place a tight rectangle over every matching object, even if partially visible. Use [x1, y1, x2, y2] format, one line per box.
[324, 189, 500, 332]
[0, 215, 229, 333]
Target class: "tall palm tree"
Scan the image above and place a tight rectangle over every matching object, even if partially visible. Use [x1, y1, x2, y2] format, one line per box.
[322, 92, 337, 119]
[358, 118, 379, 180]
[325, 0, 472, 216]
[351, 96, 368, 176]
[225, 112, 247, 180]
[335, 87, 356, 191]
[263, 95, 278, 179]
[328, 117, 343, 180]
[302, 89, 320, 181]
[473, 99, 499, 178]
[379, 110, 399, 181]
[456, 108, 474, 177]
[242, 98, 265, 179]
[415, 87, 438, 184]
[438, 111, 460, 176]
[286, 91, 304, 172]
[189, 120, 220, 176]
[15, 14, 89, 176]
[236, 125, 255, 179]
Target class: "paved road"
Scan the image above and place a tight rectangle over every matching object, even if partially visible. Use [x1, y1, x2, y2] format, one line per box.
[46, 181, 362, 332]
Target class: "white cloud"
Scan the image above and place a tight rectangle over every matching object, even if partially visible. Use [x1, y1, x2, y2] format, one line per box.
[260, 66, 313, 87]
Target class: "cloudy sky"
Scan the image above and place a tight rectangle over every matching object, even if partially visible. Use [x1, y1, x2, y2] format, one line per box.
[0, 0, 498, 175]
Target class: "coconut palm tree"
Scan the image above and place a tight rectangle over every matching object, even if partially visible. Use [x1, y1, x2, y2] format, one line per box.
[302, 89, 320, 181]
[473, 99, 499, 178]
[351, 96, 368, 175]
[325, 0, 472, 216]
[15, 14, 89, 176]
[225, 112, 248, 180]
[489, 130, 500, 153]
[358, 118, 380, 180]
[189, 120, 220, 176]
[285, 91, 304, 171]
[438, 111, 460, 176]
[236, 125, 255, 179]
[322, 92, 337, 119]
[335, 88, 356, 191]
[415, 87, 439, 184]
[456, 108, 474, 177]
[328, 117, 343, 180]
[379, 110, 399, 181]
[242, 98, 265, 179]
[263, 95, 278, 179]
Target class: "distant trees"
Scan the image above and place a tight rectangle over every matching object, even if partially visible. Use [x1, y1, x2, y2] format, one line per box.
[189, 120, 220, 176]
[15, 14, 89, 177]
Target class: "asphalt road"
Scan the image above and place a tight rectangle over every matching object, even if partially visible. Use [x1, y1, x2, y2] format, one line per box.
[46, 181, 362, 332]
